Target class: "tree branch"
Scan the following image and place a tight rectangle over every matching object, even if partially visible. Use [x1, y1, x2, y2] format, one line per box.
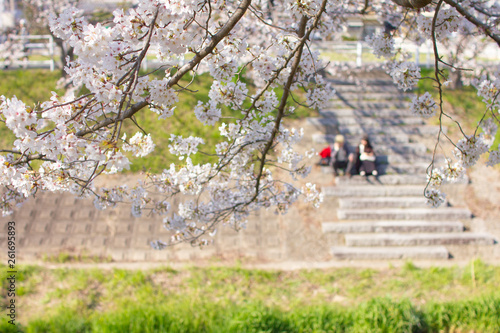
[253, 1, 328, 199]
[75, 100, 149, 137]
[443, 0, 500, 47]
[75, 0, 252, 138]
[167, 0, 252, 89]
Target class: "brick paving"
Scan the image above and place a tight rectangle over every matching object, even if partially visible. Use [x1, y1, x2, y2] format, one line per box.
[0, 190, 308, 263]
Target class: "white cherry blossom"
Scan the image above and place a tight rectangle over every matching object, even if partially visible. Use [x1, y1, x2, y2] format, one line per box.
[410, 92, 438, 119]
[1, 0, 500, 246]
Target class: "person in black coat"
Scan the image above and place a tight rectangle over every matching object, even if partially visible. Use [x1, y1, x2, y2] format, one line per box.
[348, 135, 378, 177]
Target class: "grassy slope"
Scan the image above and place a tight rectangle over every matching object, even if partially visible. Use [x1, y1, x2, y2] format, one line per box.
[0, 69, 63, 150]
[0, 69, 314, 173]
[1, 261, 499, 332]
[123, 71, 314, 172]
[416, 68, 500, 148]
[1, 68, 495, 169]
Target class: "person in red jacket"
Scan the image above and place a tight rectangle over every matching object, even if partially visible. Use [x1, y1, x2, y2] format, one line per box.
[317, 145, 331, 166]
[317, 135, 350, 177]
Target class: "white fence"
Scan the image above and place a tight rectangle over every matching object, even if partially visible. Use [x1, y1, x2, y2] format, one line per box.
[1, 35, 497, 71]
[313, 40, 500, 68]
[0, 34, 55, 70]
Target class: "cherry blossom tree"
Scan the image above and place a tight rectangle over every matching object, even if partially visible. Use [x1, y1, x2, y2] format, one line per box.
[0, 0, 499, 247]
[23, 0, 84, 73]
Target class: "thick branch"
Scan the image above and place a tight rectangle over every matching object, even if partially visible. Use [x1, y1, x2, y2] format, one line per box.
[443, 0, 500, 47]
[253, 0, 328, 199]
[167, 0, 252, 88]
[76, 0, 251, 138]
[75, 101, 148, 137]
[360, 0, 370, 14]
[11, 154, 56, 166]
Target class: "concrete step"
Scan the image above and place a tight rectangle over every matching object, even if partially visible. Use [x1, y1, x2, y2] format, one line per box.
[338, 196, 432, 209]
[312, 133, 411, 145]
[319, 109, 416, 118]
[307, 117, 425, 127]
[379, 163, 430, 175]
[331, 246, 450, 260]
[332, 92, 414, 101]
[341, 126, 441, 137]
[326, 101, 412, 109]
[322, 185, 425, 197]
[377, 143, 428, 155]
[319, 163, 430, 176]
[307, 121, 441, 137]
[335, 175, 427, 186]
[332, 85, 402, 93]
[328, 78, 396, 87]
[323, 221, 463, 233]
[345, 233, 496, 247]
[321, 163, 460, 176]
[381, 154, 437, 165]
[338, 208, 472, 221]
[336, 154, 434, 166]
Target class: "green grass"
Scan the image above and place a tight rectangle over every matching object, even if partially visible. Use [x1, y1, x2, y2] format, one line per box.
[416, 68, 500, 146]
[0, 69, 63, 106]
[1, 260, 500, 332]
[5, 295, 500, 332]
[41, 251, 113, 264]
[0, 69, 63, 151]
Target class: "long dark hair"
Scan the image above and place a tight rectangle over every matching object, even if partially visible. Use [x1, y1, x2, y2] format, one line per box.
[361, 135, 374, 154]
[361, 135, 372, 149]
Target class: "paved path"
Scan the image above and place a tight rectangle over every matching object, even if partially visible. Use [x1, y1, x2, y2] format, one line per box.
[0, 181, 333, 264]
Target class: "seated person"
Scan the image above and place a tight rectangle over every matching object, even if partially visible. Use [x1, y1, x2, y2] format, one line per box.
[331, 135, 350, 176]
[357, 136, 378, 176]
[347, 135, 378, 177]
[317, 145, 331, 166]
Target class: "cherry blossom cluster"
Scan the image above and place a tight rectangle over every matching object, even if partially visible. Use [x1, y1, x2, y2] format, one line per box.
[122, 133, 156, 158]
[425, 159, 466, 207]
[474, 75, 500, 111]
[1, 0, 500, 243]
[365, 32, 395, 58]
[387, 60, 421, 91]
[453, 134, 491, 168]
[425, 125, 496, 207]
[410, 92, 437, 119]
[416, 7, 469, 41]
[425, 187, 446, 208]
[0, 0, 336, 246]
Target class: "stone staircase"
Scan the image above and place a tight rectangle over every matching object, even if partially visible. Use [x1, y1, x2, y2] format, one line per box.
[310, 71, 497, 260]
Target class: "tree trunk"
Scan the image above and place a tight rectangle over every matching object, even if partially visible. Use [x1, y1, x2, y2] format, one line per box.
[449, 70, 463, 90]
[53, 34, 74, 77]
